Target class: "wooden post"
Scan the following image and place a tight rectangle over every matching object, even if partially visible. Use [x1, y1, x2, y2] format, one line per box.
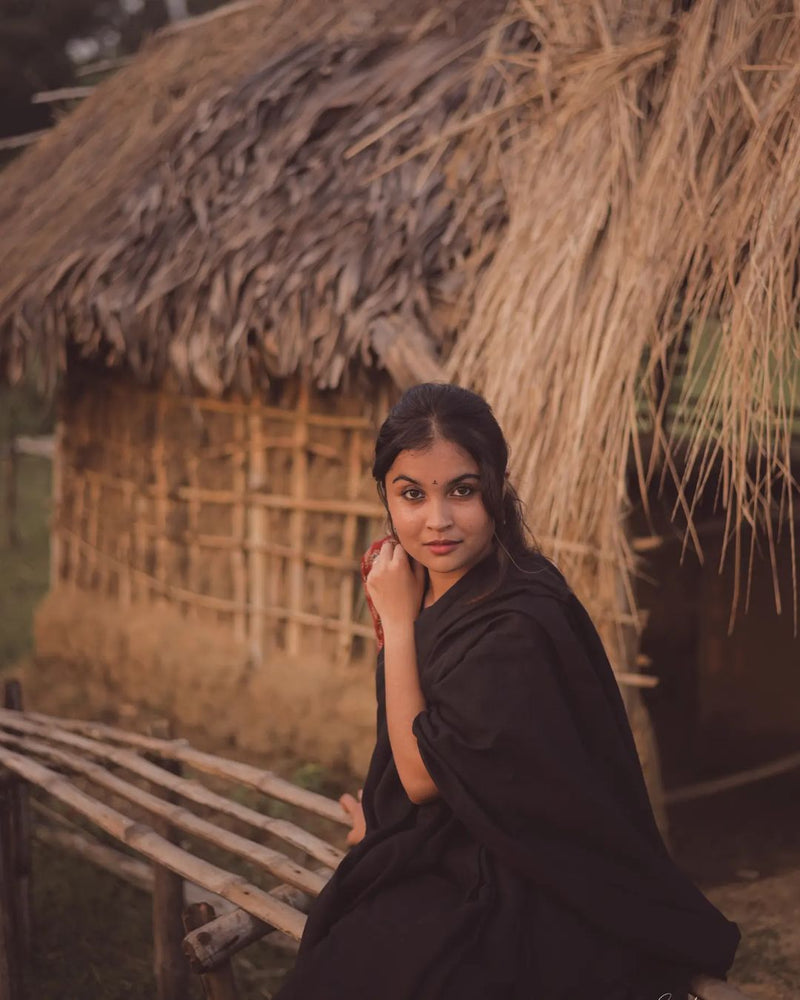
[2, 682, 31, 961]
[0, 776, 21, 1000]
[151, 722, 190, 1000]
[247, 403, 267, 664]
[49, 418, 64, 589]
[334, 429, 356, 662]
[3, 438, 18, 549]
[153, 392, 170, 605]
[119, 410, 134, 607]
[186, 405, 202, 623]
[182, 902, 239, 1000]
[231, 411, 247, 644]
[287, 383, 309, 656]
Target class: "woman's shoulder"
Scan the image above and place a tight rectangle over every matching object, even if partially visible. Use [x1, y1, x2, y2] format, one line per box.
[498, 550, 573, 607]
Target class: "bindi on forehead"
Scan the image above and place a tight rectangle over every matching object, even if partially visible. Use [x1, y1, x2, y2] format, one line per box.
[390, 472, 480, 487]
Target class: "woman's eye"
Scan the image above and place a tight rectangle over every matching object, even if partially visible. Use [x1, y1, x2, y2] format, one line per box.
[401, 488, 424, 501]
[452, 485, 473, 497]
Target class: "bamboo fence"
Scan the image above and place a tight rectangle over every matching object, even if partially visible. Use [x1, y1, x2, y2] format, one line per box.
[0, 687, 347, 1000]
[0, 688, 757, 1000]
[51, 375, 389, 665]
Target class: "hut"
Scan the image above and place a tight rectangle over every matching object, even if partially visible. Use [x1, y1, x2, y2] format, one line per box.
[1, 0, 799, 805]
[0, 0, 516, 770]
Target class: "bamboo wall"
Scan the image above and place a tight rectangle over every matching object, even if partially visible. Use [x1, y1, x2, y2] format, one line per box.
[51, 371, 389, 666]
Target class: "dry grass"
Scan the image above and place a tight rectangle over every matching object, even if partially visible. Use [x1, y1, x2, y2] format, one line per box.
[448, 0, 800, 649]
[0, 0, 511, 393]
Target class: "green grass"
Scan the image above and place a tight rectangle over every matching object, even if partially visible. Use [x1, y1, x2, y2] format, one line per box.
[0, 454, 51, 669]
[29, 841, 158, 1000]
[0, 383, 53, 672]
[29, 838, 297, 1000]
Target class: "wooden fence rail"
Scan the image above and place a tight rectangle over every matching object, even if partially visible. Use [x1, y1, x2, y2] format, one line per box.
[0, 685, 755, 1000]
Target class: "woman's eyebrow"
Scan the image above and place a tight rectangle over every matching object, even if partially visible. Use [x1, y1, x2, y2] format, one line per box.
[390, 473, 480, 486]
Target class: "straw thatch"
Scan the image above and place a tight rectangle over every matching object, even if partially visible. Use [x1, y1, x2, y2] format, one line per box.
[446, 0, 800, 653]
[0, 0, 518, 394]
[1, 0, 799, 674]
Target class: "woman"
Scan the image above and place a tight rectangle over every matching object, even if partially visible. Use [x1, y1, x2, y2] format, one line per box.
[275, 383, 740, 1000]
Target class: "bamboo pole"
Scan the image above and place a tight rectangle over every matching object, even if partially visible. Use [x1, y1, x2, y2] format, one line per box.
[67, 425, 86, 589]
[186, 416, 202, 623]
[2, 437, 18, 548]
[0, 746, 308, 939]
[167, 392, 373, 429]
[32, 808, 236, 914]
[130, 525, 361, 572]
[183, 868, 331, 972]
[31, 86, 94, 104]
[0, 777, 20, 1000]
[247, 402, 267, 663]
[338, 428, 363, 662]
[665, 749, 800, 805]
[0, 732, 328, 896]
[86, 454, 102, 592]
[158, 0, 262, 37]
[119, 411, 135, 606]
[4, 711, 348, 840]
[49, 418, 64, 589]
[78, 468, 384, 518]
[153, 391, 170, 605]
[0, 129, 50, 152]
[287, 383, 310, 655]
[74, 55, 134, 78]
[182, 903, 239, 1000]
[36, 823, 154, 893]
[60, 527, 376, 638]
[2, 684, 31, 961]
[152, 722, 190, 1000]
[232, 412, 247, 643]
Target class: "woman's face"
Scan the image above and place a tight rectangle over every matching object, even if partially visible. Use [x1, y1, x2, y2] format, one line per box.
[384, 436, 495, 587]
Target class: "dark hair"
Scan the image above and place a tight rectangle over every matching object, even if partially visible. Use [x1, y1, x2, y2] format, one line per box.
[372, 383, 539, 570]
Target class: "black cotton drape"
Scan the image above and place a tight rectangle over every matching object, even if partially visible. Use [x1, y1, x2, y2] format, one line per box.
[275, 552, 739, 1000]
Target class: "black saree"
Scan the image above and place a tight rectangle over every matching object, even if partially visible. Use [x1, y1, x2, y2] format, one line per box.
[274, 551, 740, 1000]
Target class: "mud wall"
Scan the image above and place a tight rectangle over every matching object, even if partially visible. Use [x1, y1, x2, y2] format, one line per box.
[31, 583, 377, 774]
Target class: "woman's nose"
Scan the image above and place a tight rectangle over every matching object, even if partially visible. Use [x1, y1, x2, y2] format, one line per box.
[426, 498, 453, 530]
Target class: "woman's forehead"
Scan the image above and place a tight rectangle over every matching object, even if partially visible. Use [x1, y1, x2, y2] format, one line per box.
[387, 438, 478, 480]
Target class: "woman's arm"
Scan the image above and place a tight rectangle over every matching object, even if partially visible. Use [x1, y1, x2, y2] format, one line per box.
[382, 620, 439, 805]
[365, 540, 439, 805]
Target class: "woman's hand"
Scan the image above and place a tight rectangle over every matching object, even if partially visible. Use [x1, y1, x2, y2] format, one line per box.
[339, 789, 366, 847]
[365, 540, 426, 630]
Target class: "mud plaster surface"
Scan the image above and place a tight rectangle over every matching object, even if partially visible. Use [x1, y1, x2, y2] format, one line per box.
[30, 587, 376, 773]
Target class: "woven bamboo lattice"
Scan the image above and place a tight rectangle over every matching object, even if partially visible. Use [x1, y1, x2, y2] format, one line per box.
[0, 702, 755, 1000]
[51, 372, 390, 664]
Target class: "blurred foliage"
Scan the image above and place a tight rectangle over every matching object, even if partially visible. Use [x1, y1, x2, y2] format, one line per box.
[0, 0, 104, 138]
[0, 383, 53, 670]
[0, 0, 231, 143]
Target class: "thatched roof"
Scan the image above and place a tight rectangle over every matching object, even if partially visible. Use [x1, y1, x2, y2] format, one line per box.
[0, 0, 513, 393]
[2, 0, 800, 636]
[446, 0, 800, 630]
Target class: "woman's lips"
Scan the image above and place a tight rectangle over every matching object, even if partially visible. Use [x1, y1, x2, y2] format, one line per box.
[425, 541, 461, 555]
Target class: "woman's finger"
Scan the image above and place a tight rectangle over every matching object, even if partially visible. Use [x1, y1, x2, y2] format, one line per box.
[391, 544, 408, 564]
[339, 792, 357, 817]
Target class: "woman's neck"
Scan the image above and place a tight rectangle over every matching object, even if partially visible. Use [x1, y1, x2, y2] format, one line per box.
[422, 541, 496, 607]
